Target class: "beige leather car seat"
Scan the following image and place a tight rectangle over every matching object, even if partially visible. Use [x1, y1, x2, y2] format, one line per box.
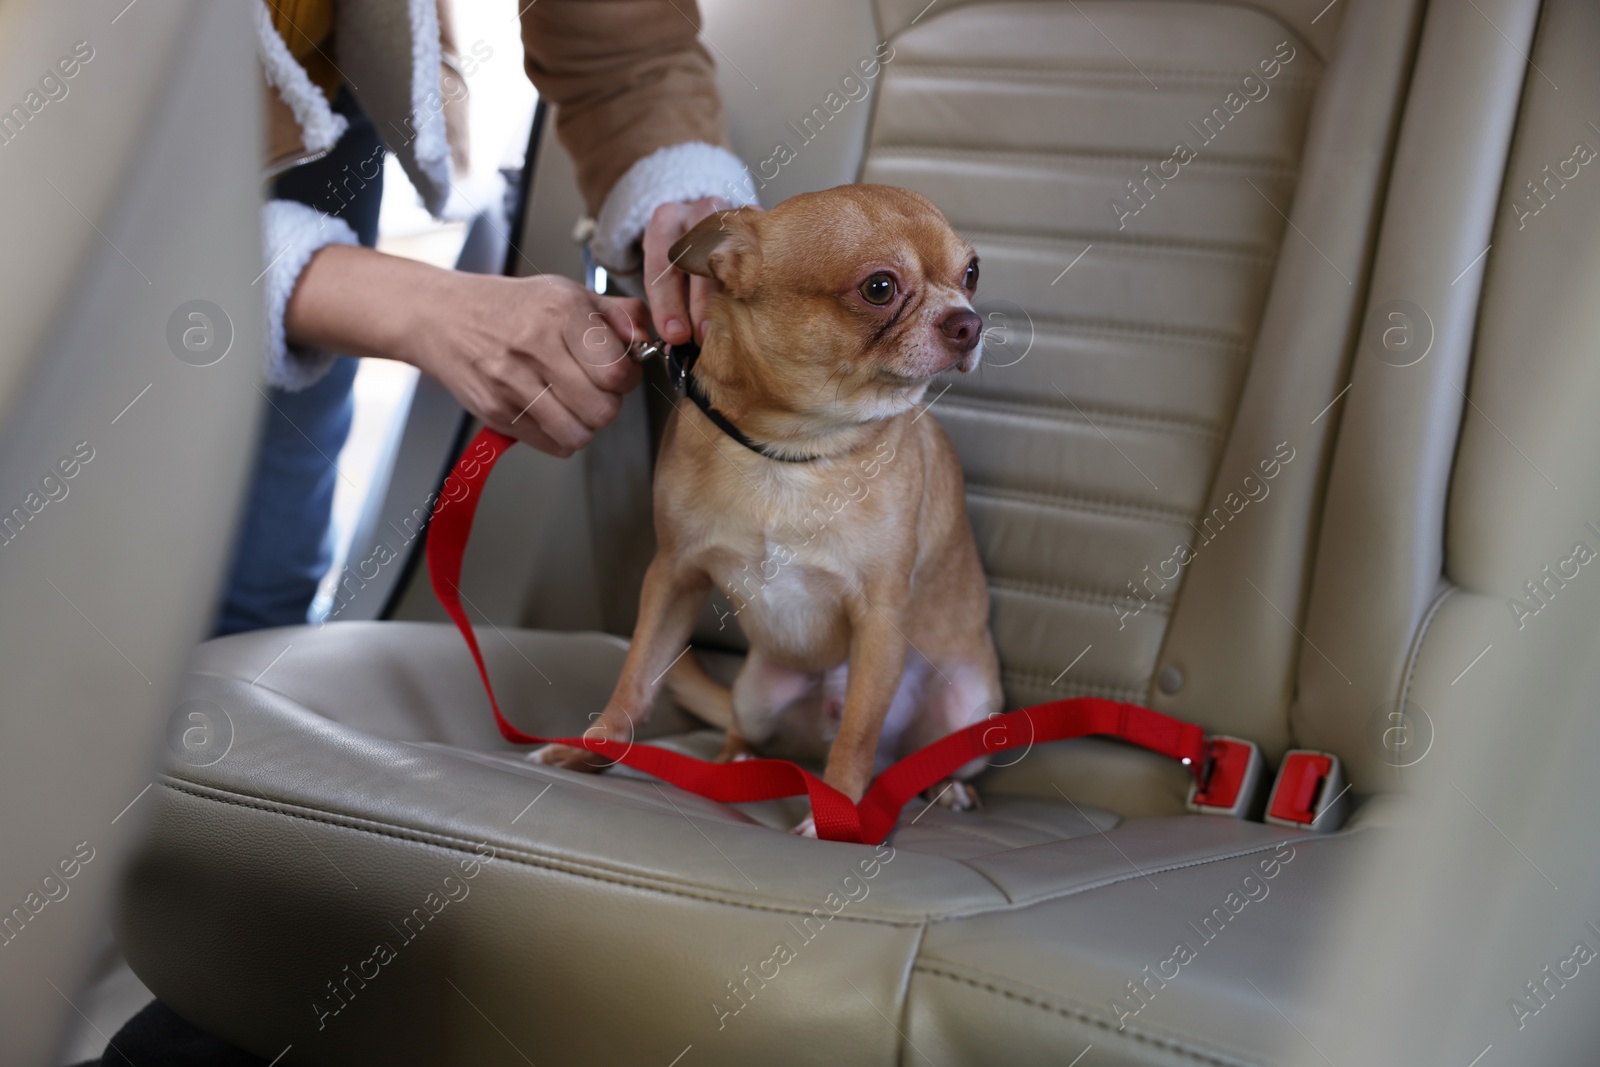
[116, 0, 1600, 1064]
[0, 2, 265, 1064]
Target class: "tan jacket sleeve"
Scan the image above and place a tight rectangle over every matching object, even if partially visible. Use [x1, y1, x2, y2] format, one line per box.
[520, 0, 731, 214]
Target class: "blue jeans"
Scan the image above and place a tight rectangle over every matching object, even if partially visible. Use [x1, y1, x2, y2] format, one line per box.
[215, 87, 384, 636]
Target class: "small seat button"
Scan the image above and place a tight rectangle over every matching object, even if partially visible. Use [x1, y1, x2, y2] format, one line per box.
[1157, 666, 1184, 694]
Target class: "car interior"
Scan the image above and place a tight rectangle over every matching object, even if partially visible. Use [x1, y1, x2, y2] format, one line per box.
[5, 0, 1600, 1064]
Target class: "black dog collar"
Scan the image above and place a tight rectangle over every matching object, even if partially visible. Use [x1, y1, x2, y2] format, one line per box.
[663, 341, 820, 463]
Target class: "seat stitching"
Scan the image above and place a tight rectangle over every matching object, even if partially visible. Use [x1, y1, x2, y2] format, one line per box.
[963, 227, 1276, 266]
[430, 748, 770, 829]
[902, 811, 1104, 873]
[936, 392, 1224, 440]
[157, 779, 1364, 923]
[869, 143, 1300, 177]
[1397, 581, 1457, 717]
[964, 808, 1116, 843]
[904, 818, 1041, 851]
[947, 857, 1016, 902]
[887, 62, 1318, 92]
[963, 806, 1107, 840]
[1000, 669, 1146, 702]
[895, 921, 932, 1061]
[926, 834, 1361, 916]
[912, 813, 1029, 847]
[967, 483, 1195, 525]
[911, 962, 1258, 1067]
[958, 225, 1276, 260]
[989, 312, 1249, 349]
[989, 575, 1174, 614]
[156, 778, 932, 927]
[189, 668, 315, 710]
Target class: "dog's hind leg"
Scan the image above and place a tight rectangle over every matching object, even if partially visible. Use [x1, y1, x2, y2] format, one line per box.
[660, 652, 765, 761]
[902, 658, 1003, 813]
[730, 648, 816, 748]
[662, 652, 734, 730]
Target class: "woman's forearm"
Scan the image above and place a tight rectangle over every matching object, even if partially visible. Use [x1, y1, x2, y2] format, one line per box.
[283, 243, 453, 364]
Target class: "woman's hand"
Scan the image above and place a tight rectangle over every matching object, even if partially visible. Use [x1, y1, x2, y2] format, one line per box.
[409, 271, 648, 457]
[641, 195, 733, 345]
[285, 245, 648, 457]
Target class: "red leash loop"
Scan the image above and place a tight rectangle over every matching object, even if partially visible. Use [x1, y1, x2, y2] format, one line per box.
[427, 429, 1208, 845]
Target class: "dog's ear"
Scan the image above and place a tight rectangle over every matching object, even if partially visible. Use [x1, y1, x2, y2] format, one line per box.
[668, 207, 762, 297]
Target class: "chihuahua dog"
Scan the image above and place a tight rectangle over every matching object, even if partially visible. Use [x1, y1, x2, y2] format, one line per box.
[536, 185, 1002, 833]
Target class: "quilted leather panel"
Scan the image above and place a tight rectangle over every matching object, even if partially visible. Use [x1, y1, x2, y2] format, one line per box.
[862, 1, 1322, 708]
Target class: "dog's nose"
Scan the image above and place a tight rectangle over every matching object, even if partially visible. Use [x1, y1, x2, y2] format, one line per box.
[938, 308, 982, 351]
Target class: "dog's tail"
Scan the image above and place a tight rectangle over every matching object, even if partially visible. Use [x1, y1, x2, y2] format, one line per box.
[663, 652, 734, 730]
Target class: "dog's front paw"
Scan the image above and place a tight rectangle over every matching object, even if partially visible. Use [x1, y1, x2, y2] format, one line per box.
[715, 733, 760, 763]
[530, 743, 610, 773]
[790, 814, 819, 838]
[924, 779, 981, 812]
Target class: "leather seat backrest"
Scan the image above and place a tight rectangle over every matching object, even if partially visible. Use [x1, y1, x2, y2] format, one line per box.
[1291, 0, 1545, 791]
[1297, 4, 1600, 1057]
[699, 0, 1420, 770]
[491, 0, 1419, 778]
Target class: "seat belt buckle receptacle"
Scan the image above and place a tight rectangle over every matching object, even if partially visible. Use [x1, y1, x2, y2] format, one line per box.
[1264, 750, 1349, 831]
[1186, 736, 1265, 819]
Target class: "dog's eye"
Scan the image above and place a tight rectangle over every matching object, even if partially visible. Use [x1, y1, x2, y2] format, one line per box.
[860, 273, 897, 306]
[963, 261, 979, 291]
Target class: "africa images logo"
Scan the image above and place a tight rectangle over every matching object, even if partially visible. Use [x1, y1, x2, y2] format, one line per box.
[166, 300, 234, 367]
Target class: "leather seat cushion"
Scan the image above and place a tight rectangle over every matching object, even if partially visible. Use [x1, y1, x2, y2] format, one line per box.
[118, 622, 1371, 1066]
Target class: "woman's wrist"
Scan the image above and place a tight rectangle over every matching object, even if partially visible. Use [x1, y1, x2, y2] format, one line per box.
[283, 243, 457, 369]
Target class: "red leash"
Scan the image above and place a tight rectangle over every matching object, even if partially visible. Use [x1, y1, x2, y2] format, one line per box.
[427, 428, 1210, 844]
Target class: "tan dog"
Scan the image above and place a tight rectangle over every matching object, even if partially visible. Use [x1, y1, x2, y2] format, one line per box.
[536, 185, 1002, 832]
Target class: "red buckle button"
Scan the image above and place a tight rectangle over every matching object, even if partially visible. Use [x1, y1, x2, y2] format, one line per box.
[1265, 750, 1349, 831]
[1186, 736, 1265, 818]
